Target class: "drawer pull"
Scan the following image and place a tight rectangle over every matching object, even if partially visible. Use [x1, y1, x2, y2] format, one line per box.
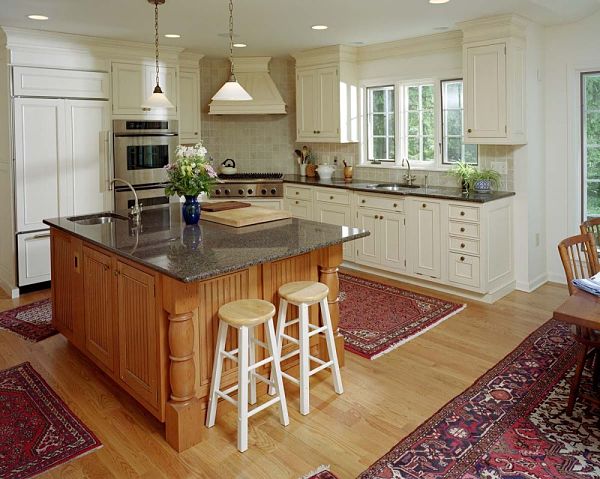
[295, 191, 299, 195]
[32, 233, 51, 239]
[460, 227, 466, 233]
[361, 199, 366, 204]
[461, 243, 466, 248]
[460, 256, 465, 262]
[330, 196, 334, 200]
[467, 128, 472, 133]
[374, 215, 379, 219]
[295, 201, 299, 205]
[393, 203, 398, 208]
[380, 215, 384, 220]
[422, 203, 427, 208]
[460, 211, 465, 216]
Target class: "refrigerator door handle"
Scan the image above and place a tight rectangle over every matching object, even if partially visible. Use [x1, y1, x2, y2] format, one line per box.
[100, 130, 114, 192]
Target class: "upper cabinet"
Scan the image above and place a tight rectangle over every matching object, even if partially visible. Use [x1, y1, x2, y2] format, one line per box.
[293, 46, 359, 143]
[111, 62, 177, 118]
[460, 15, 527, 145]
[13, 67, 109, 99]
[178, 68, 200, 144]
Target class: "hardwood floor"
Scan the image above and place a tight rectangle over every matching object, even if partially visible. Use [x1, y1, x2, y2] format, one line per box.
[0, 272, 568, 479]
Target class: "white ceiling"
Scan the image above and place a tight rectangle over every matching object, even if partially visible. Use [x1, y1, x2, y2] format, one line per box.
[1, 0, 599, 57]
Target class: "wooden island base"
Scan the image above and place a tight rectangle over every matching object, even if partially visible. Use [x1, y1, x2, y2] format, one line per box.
[50, 227, 345, 452]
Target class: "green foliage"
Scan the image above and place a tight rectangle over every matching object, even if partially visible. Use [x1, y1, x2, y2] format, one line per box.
[586, 74, 600, 110]
[164, 143, 218, 198]
[448, 160, 477, 184]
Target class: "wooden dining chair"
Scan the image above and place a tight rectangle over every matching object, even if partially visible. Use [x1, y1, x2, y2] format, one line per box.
[580, 217, 600, 251]
[557, 232, 600, 414]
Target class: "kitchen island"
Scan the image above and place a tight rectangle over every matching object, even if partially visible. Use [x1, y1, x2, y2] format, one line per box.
[43, 205, 368, 452]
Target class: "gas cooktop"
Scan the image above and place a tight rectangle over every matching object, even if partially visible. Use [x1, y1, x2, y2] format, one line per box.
[211, 173, 284, 198]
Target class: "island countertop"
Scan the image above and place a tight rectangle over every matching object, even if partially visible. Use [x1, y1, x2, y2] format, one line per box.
[283, 175, 515, 203]
[43, 204, 368, 283]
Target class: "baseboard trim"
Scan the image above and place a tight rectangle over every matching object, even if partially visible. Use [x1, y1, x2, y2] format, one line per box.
[0, 275, 19, 299]
[515, 273, 549, 293]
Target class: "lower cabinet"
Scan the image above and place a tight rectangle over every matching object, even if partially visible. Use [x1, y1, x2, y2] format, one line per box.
[17, 231, 52, 286]
[356, 206, 406, 272]
[51, 229, 79, 342]
[410, 199, 442, 279]
[314, 201, 354, 260]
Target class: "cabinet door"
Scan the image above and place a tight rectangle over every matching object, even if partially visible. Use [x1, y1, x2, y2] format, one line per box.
[317, 66, 339, 139]
[178, 68, 200, 143]
[314, 202, 354, 260]
[111, 63, 146, 115]
[355, 209, 380, 266]
[144, 65, 177, 117]
[464, 43, 507, 139]
[17, 231, 51, 286]
[286, 198, 313, 220]
[116, 261, 159, 408]
[82, 246, 115, 373]
[380, 212, 406, 271]
[66, 100, 111, 215]
[14, 98, 67, 232]
[296, 69, 318, 139]
[448, 252, 481, 289]
[413, 201, 441, 278]
[51, 229, 76, 341]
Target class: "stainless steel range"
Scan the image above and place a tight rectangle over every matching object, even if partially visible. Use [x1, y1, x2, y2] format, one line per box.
[210, 173, 284, 198]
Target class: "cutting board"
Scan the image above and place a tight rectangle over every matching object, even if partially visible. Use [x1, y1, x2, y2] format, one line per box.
[201, 206, 292, 227]
[201, 201, 251, 212]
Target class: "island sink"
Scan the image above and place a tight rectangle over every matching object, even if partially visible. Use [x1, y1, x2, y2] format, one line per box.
[67, 212, 129, 225]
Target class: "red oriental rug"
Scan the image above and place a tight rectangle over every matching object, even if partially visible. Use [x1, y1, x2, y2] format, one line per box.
[301, 465, 339, 479]
[0, 362, 102, 479]
[358, 319, 600, 478]
[0, 299, 57, 342]
[338, 274, 465, 359]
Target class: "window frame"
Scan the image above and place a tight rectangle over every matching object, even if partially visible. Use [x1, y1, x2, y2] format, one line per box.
[399, 81, 436, 166]
[582, 70, 600, 220]
[366, 85, 396, 163]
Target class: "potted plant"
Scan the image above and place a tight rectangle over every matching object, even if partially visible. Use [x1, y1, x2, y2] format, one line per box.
[448, 160, 477, 192]
[165, 142, 218, 225]
[468, 169, 501, 193]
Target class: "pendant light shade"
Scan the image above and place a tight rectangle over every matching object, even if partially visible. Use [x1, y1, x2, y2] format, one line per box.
[143, 0, 174, 109]
[213, 0, 252, 102]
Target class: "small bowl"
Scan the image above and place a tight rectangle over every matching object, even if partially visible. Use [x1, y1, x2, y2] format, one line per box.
[219, 166, 237, 175]
[316, 164, 335, 180]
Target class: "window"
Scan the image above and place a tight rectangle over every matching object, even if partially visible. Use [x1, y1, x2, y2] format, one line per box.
[583, 72, 600, 219]
[367, 86, 395, 162]
[441, 79, 478, 165]
[403, 83, 435, 163]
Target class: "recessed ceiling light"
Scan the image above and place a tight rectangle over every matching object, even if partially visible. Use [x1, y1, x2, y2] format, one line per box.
[429, 0, 450, 3]
[165, 34, 181, 38]
[233, 43, 247, 48]
[311, 25, 328, 31]
[27, 14, 49, 20]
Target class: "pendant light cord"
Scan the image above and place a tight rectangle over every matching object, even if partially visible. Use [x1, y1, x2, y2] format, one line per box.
[228, 0, 235, 80]
[154, 0, 160, 89]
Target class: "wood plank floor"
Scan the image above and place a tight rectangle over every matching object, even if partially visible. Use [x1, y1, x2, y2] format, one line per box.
[0, 271, 568, 479]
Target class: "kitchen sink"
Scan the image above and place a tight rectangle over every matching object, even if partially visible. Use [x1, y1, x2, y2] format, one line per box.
[365, 183, 420, 191]
[67, 212, 129, 225]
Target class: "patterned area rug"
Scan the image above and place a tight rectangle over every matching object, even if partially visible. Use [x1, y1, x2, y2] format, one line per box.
[358, 319, 600, 478]
[0, 299, 57, 342]
[338, 274, 465, 359]
[0, 362, 102, 479]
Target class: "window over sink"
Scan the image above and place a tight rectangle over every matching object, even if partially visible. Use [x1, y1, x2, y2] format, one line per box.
[583, 71, 600, 219]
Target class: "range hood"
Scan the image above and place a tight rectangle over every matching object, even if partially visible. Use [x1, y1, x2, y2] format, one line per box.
[209, 57, 287, 115]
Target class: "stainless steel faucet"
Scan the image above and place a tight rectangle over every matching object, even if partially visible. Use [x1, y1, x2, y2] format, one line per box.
[402, 159, 416, 186]
[110, 178, 142, 222]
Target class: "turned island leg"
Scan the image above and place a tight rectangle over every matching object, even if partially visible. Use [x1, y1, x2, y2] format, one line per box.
[318, 244, 345, 367]
[163, 278, 203, 452]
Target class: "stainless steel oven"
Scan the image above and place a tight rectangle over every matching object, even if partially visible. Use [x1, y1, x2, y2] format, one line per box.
[113, 120, 178, 186]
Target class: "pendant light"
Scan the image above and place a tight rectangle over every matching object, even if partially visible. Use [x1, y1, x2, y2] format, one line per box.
[211, 0, 252, 101]
[142, 0, 174, 109]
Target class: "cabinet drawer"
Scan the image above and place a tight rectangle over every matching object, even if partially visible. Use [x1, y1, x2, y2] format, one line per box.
[287, 199, 313, 220]
[285, 185, 312, 201]
[449, 221, 480, 239]
[449, 236, 480, 255]
[17, 231, 51, 286]
[448, 252, 481, 288]
[315, 188, 349, 205]
[357, 194, 404, 212]
[449, 204, 480, 222]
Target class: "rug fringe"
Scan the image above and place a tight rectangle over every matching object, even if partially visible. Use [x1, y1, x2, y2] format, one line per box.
[369, 304, 467, 360]
[299, 464, 330, 479]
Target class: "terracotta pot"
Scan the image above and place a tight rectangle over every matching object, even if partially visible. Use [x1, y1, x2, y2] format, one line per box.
[306, 164, 317, 177]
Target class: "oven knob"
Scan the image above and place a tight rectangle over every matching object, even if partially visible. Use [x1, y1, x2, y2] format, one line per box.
[261, 188, 267, 195]
[238, 189, 245, 195]
[270, 188, 277, 195]
[214, 189, 221, 195]
[224, 189, 231, 195]
[247, 189, 254, 195]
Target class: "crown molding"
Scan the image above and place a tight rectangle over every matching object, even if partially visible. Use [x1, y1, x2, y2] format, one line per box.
[458, 14, 528, 43]
[292, 45, 358, 67]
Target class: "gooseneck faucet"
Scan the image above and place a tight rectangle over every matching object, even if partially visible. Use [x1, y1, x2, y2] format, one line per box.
[402, 159, 417, 186]
[110, 178, 142, 222]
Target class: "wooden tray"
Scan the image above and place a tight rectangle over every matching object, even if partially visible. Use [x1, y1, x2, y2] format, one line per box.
[201, 206, 292, 227]
[200, 201, 251, 212]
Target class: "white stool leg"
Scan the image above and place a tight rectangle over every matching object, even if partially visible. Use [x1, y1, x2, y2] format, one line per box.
[298, 303, 311, 415]
[248, 326, 257, 405]
[269, 298, 288, 396]
[206, 320, 229, 428]
[320, 298, 343, 395]
[266, 318, 289, 426]
[237, 326, 249, 452]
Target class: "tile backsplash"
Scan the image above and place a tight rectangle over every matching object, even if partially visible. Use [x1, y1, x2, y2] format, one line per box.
[200, 57, 514, 191]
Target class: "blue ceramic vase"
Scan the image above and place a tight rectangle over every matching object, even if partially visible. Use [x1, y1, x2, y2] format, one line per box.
[182, 195, 201, 225]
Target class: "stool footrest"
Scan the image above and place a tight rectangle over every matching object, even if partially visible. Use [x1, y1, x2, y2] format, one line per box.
[281, 333, 299, 345]
[308, 325, 327, 338]
[284, 318, 300, 327]
[251, 338, 268, 350]
[280, 349, 300, 362]
[248, 396, 282, 418]
[248, 356, 273, 371]
[309, 360, 334, 376]
[281, 371, 300, 385]
[216, 389, 238, 406]
[251, 371, 275, 388]
[221, 349, 238, 362]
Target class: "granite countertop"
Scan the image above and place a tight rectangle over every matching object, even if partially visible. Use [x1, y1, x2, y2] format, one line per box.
[283, 175, 515, 203]
[44, 204, 369, 283]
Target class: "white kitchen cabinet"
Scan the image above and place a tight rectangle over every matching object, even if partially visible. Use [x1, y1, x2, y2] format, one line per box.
[380, 212, 406, 271]
[13, 67, 109, 99]
[461, 16, 526, 145]
[314, 201, 354, 260]
[111, 62, 177, 118]
[284, 185, 314, 220]
[356, 209, 381, 266]
[448, 252, 481, 289]
[293, 46, 359, 143]
[17, 231, 51, 286]
[410, 200, 441, 279]
[178, 68, 200, 144]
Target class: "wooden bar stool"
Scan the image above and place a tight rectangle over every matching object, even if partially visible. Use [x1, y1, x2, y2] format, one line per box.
[269, 281, 343, 415]
[206, 299, 289, 452]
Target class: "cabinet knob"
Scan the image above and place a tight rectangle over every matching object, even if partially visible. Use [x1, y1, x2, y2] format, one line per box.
[460, 211, 466, 216]
[295, 191, 300, 195]
[317, 130, 321, 134]
[380, 215, 384, 220]
[114, 270, 119, 276]
[393, 203, 398, 208]
[422, 203, 427, 208]
[467, 128, 472, 133]
[460, 256, 465, 262]
[361, 199, 366, 204]
[194, 132, 198, 135]
[330, 195, 334, 200]
[374, 215, 379, 219]
[460, 227, 466, 233]
[461, 243, 466, 248]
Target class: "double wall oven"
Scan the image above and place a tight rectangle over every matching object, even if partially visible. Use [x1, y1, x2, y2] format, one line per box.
[112, 120, 179, 211]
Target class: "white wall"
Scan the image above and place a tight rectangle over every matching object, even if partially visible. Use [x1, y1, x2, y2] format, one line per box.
[545, 10, 600, 283]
